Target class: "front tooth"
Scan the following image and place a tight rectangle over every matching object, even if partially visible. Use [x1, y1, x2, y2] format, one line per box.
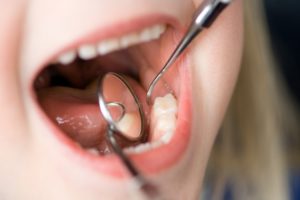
[56, 24, 166, 64]
[120, 33, 140, 48]
[58, 50, 76, 65]
[78, 44, 97, 60]
[150, 93, 178, 143]
[74, 24, 166, 59]
[98, 39, 120, 55]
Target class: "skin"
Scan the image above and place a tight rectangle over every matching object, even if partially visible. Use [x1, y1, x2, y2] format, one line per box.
[0, 0, 243, 199]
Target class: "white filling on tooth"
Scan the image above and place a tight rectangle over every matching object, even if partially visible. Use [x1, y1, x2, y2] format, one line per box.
[152, 94, 177, 115]
[78, 44, 97, 60]
[56, 24, 166, 65]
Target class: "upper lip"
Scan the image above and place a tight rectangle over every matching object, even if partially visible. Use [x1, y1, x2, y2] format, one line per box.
[49, 14, 180, 64]
[29, 12, 192, 180]
[29, 14, 181, 87]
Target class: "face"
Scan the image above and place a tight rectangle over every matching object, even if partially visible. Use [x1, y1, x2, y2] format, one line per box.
[0, 0, 243, 199]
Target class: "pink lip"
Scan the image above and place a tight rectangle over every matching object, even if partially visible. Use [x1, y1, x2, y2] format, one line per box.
[31, 14, 192, 178]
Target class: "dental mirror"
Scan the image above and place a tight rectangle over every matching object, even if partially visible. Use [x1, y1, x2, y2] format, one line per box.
[98, 72, 147, 145]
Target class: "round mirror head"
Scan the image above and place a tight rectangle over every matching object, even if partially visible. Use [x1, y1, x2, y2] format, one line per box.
[98, 73, 146, 142]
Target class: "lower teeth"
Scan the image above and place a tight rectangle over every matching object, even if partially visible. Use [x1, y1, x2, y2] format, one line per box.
[85, 93, 178, 155]
[124, 93, 178, 154]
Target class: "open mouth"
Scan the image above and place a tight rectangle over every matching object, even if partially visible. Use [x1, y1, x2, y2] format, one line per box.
[32, 16, 192, 177]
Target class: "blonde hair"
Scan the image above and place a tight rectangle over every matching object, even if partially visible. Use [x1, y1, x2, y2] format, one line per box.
[205, 1, 299, 199]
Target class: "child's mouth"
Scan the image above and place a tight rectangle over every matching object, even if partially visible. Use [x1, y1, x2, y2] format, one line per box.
[32, 15, 192, 177]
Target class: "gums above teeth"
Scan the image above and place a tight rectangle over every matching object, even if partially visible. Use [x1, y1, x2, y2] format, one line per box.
[57, 24, 166, 65]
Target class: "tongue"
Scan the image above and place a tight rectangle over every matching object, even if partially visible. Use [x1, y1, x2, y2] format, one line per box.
[37, 75, 150, 151]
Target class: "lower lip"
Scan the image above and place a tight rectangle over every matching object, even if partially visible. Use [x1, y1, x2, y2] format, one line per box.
[35, 57, 192, 179]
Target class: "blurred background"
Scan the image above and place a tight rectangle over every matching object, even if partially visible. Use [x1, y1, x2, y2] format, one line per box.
[264, 0, 300, 107]
[264, 0, 300, 199]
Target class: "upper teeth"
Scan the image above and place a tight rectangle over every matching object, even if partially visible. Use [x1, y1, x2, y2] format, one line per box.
[57, 24, 166, 65]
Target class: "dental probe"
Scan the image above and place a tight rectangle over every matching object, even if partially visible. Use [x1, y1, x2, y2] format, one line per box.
[146, 0, 231, 104]
[97, 73, 159, 198]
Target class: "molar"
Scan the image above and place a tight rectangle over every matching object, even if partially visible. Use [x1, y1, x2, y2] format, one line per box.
[125, 93, 178, 154]
[150, 93, 177, 143]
